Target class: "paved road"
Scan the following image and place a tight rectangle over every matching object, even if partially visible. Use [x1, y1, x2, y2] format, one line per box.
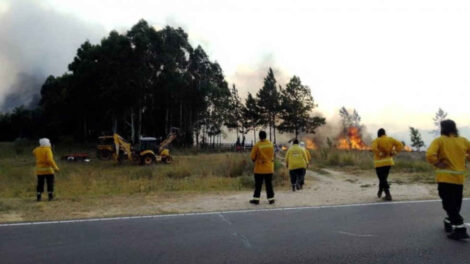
[2, 200, 470, 264]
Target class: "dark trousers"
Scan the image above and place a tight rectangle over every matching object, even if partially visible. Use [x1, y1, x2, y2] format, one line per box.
[438, 182, 464, 226]
[37, 174, 54, 193]
[289, 168, 305, 186]
[375, 166, 391, 190]
[253, 174, 274, 199]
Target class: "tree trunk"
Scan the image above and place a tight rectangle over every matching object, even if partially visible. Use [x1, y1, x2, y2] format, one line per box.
[138, 105, 142, 144]
[253, 128, 256, 144]
[83, 116, 88, 141]
[273, 115, 277, 144]
[179, 103, 183, 129]
[130, 108, 135, 143]
[165, 107, 169, 135]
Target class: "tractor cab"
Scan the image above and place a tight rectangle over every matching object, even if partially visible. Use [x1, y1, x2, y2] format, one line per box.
[137, 137, 159, 153]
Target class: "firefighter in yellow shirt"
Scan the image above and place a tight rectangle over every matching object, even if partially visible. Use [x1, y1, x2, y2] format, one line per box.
[249, 131, 275, 205]
[426, 119, 470, 240]
[371, 128, 403, 201]
[33, 138, 59, 201]
[286, 139, 308, 191]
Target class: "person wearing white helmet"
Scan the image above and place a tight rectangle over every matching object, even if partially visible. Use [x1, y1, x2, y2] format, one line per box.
[33, 138, 59, 201]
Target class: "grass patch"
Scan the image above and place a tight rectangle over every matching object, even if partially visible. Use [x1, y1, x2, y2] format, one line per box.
[0, 142, 291, 200]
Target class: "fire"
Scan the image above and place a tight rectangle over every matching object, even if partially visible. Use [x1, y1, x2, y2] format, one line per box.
[403, 146, 412, 152]
[305, 139, 317, 150]
[337, 127, 370, 150]
[281, 145, 288, 151]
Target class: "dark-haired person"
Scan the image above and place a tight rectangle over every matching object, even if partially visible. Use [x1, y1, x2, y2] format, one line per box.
[426, 119, 470, 240]
[33, 138, 59, 201]
[371, 128, 403, 201]
[286, 139, 308, 191]
[249, 131, 275, 205]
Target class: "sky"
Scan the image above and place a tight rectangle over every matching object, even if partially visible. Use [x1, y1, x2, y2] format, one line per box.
[1, 0, 470, 139]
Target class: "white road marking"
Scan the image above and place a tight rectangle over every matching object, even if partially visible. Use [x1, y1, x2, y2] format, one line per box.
[1, 198, 468, 228]
[233, 232, 253, 249]
[218, 213, 232, 225]
[338, 231, 374, 238]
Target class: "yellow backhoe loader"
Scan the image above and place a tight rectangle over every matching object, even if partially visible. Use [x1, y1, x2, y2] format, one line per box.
[96, 128, 178, 165]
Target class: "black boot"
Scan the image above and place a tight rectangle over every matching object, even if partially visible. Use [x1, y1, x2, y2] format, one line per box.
[249, 199, 259, 205]
[292, 185, 296, 192]
[377, 188, 383, 198]
[269, 199, 275, 204]
[48, 192, 54, 201]
[384, 190, 392, 201]
[444, 218, 452, 233]
[447, 226, 470, 240]
[36, 193, 41, 202]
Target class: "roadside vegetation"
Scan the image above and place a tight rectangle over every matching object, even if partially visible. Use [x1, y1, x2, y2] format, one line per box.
[306, 148, 444, 185]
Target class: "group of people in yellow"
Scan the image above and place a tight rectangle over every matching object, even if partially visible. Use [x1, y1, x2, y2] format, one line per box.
[249, 119, 470, 240]
[32, 119, 470, 240]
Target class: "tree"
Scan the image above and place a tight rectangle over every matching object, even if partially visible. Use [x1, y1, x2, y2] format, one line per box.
[243, 93, 261, 144]
[225, 84, 243, 139]
[431, 108, 448, 135]
[339, 107, 352, 129]
[409, 127, 425, 151]
[256, 68, 280, 143]
[278, 76, 325, 138]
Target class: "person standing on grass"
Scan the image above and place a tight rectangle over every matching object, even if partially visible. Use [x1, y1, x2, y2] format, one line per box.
[249, 131, 275, 205]
[371, 128, 403, 201]
[286, 139, 308, 191]
[298, 141, 311, 189]
[33, 138, 59, 201]
[426, 119, 470, 240]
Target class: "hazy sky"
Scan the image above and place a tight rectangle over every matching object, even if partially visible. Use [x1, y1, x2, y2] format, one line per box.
[2, 0, 470, 134]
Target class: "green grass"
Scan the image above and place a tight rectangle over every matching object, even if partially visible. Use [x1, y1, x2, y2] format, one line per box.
[0, 142, 288, 200]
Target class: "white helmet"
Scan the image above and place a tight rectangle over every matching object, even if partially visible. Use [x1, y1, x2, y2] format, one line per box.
[299, 141, 306, 148]
[39, 138, 51, 147]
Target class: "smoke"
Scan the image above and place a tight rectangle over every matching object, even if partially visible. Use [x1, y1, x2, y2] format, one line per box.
[227, 54, 291, 98]
[0, 0, 105, 112]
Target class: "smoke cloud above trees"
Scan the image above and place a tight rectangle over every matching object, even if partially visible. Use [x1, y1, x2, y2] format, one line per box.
[0, 0, 104, 111]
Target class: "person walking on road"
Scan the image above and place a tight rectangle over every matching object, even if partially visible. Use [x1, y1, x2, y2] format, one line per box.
[371, 128, 403, 201]
[426, 119, 470, 240]
[297, 141, 311, 189]
[286, 139, 308, 191]
[33, 138, 59, 201]
[249, 131, 275, 205]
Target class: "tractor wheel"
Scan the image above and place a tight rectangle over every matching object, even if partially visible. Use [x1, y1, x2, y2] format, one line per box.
[141, 154, 154, 165]
[97, 150, 112, 160]
[162, 156, 172, 164]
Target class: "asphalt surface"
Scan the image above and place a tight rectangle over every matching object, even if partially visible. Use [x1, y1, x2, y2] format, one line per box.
[2, 200, 470, 264]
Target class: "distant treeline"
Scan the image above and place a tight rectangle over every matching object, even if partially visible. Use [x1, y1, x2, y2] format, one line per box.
[0, 19, 325, 145]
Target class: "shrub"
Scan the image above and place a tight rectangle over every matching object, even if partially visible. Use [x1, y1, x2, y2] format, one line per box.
[238, 175, 254, 188]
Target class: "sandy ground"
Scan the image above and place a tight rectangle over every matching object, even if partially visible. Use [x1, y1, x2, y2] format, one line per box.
[0, 169, 438, 223]
[153, 169, 437, 211]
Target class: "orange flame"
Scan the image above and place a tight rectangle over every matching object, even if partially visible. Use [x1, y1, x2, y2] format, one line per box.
[403, 146, 412, 152]
[337, 127, 370, 150]
[281, 145, 288, 151]
[305, 139, 317, 150]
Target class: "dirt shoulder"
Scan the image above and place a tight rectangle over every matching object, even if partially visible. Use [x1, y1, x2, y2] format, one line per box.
[0, 168, 438, 223]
